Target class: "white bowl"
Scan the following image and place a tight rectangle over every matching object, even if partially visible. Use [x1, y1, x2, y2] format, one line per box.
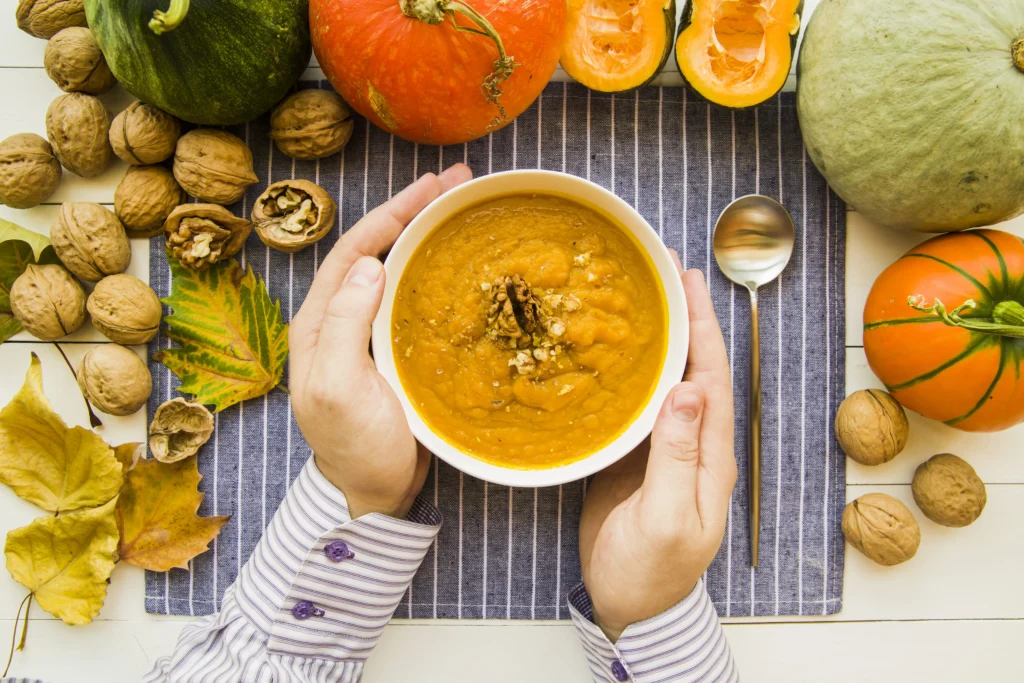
[371, 170, 688, 488]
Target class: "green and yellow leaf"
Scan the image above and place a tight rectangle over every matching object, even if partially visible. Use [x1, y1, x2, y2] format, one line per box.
[0, 220, 60, 343]
[0, 219, 54, 260]
[0, 354, 122, 513]
[116, 456, 229, 572]
[4, 497, 120, 626]
[154, 257, 288, 412]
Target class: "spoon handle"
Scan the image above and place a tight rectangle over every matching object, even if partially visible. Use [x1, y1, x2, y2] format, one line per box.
[748, 287, 761, 568]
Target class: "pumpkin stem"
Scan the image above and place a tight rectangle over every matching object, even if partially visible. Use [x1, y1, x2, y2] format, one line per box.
[908, 296, 1024, 339]
[149, 0, 191, 35]
[1014, 36, 1024, 74]
[399, 0, 520, 128]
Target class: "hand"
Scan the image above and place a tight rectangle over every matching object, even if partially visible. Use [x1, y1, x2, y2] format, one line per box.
[289, 164, 473, 520]
[579, 262, 738, 641]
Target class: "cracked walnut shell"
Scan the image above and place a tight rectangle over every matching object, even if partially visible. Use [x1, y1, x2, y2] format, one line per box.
[835, 389, 909, 466]
[912, 453, 987, 528]
[149, 398, 215, 463]
[9, 263, 85, 340]
[164, 203, 252, 269]
[115, 165, 186, 237]
[43, 27, 115, 94]
[252, 180, 336, 253]
[87, 274, 162, 345]
[269, 89, 355, 160]
[51, 201, 131, 281]
[78, 344, 152, 416]
[16, 0, 86, 39]
[0, 133, 62, 209]
[110, 101, 181, 166]
[45, 92, 113, 178]
[842, 493, 920, 566]
[173, 129, 258, 204]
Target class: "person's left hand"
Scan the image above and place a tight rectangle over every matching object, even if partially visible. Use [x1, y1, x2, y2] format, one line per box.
[288, 164, 473, 520]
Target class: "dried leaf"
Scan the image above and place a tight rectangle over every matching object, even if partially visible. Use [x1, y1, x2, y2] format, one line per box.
[113, 442, 144, 473]
[4, 497, 120, 625]
[153, 257, 288, 412]
[0, 220, 61, 343]
[0, 354, 122, 513]
[116, 457, 229, 571]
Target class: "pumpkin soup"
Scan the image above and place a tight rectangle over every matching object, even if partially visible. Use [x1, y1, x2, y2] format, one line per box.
[392, 194, 666, 469]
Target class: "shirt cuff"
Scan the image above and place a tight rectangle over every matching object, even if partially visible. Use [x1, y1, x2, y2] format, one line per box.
[568, 580, 738, 683]
[233, 456, 442, 662]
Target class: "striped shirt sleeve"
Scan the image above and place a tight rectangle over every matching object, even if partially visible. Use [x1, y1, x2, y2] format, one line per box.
[143, 456, 442, 683]
[568, 580, 739, 683]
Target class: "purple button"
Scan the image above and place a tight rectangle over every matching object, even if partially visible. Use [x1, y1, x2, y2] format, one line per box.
[291, 600, 325, 620]
[325, 540, 354, 562]
[611, 660, 628, 682]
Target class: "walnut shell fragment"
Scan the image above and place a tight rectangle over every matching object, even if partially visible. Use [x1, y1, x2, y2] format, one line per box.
[252, 180, 336, 253]
[842, 493, 920, 566]
[9, 263, 85, 340]
[835, 389, 909, 466]
[115, 165, 185, 237]
[46, 92, 113, 178]
[148, 398, 215, 463]
[78, 344, 152, 416]
[16, 0, 86, 39]
[173, 129, 258, 204]
[0, 133, 62, 209]
[51, 201, 131, 281]
[43, 27, 115, 94]
[912, 453, 987, 528]
[163, 203, 252, 269]
[109, 101, 181, 166]
[87, 273, 162, 344]
[269, 89, 354, 160]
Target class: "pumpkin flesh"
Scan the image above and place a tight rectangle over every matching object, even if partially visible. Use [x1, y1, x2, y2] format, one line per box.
[676, 0, 800, 108]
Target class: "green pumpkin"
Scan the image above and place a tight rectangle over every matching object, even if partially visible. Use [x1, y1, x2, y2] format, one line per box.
[796, 0, 1024, 232]
[85, 0, 311, 126]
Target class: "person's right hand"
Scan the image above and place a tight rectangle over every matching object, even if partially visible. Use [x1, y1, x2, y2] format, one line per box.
[579, 263, 738, 641]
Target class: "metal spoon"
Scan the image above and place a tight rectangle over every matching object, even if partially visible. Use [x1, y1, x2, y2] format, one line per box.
[712, 195, 796, 568]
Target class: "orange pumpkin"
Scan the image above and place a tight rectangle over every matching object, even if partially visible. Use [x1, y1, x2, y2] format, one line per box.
[864, 229, 1024, 432]
[310, 0, 566, 145]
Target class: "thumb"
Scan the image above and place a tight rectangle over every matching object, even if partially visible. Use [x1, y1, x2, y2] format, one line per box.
[311, 256, 386, 385]
[640, 382, 705, 522]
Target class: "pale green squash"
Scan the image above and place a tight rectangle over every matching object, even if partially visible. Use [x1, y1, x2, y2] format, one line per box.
[796, 0, 1024, 232]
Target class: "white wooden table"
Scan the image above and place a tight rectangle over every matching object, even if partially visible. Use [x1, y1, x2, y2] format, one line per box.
[2, 3, 1023, 681]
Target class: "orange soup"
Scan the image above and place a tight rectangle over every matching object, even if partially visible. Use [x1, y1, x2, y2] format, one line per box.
[392, 194, 667, 469]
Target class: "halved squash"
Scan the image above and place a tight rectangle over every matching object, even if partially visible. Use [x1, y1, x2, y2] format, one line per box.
[561, 0, 675, 92]
[675, 0, 801, 108]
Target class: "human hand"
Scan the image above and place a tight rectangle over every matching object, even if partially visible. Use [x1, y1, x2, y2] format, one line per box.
[289, 164, 473, 520]
[579, 262, 738, 641]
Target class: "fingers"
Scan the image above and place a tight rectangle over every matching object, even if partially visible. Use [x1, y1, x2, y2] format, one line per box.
[668, 249, 684, 278]
[639, 383, 705, 523]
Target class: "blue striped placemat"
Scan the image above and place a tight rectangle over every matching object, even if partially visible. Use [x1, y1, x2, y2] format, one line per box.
[146, 82, 846, 619]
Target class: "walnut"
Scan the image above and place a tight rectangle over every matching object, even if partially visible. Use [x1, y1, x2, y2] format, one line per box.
[0, 133, 62, 209]
[45, 92, 113, 178]
[912, 453, 987, 528]
[842, 493, 920, 566]
[487, 275, 543, 348]
[109, 101, 181, 166]
[164, 203, 252, 269]
[115, 165, 185, 237]
[269, 89, 354, 160]
[149, 398, 214, 463]
[173, 129, 258, 204]
[77, 344, 152, 416]
[251, 180, 336, 253]
[9, 263, 85, 340]
[50, 202, 131, 281]
[86, 274, 162, 345]
[16, 0, 86, 39]
[835, 389, 909, 466]
[43, 27, 115, 94]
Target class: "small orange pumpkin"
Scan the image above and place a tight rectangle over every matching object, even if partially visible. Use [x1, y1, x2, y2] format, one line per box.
[864, 229, 1024, 432]
[310, 0, 566, 145]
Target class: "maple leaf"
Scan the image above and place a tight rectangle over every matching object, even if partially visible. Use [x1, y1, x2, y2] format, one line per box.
[116, 456, 229, 571]
[4, 497, 120, 626]
[0, 354, 122, 513]
[112, 442, 144, 473]
[153, 257, 289, 412]
[0, 220, 61, 343]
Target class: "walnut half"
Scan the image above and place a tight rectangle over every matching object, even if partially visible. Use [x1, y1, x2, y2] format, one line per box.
[163, 203, 252, 270]
[251, 180, 336, 253]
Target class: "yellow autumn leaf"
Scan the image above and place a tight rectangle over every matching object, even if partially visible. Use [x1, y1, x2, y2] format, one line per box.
[113, 442, 144, 473]
[4, 497, 120, 626]
[0, 353, 122, 512]
[116, 457, 229, 572]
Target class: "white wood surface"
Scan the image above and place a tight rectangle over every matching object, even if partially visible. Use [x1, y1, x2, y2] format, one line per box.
[2, 2, 1022, 680]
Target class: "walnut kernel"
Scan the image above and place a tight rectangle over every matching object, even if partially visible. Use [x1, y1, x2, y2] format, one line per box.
[50, 202, 131, 281]
[78, 344, 152, 416]
[269, 89, 354, 160]
[163, 203, 252, 269]
[45, 92, 113, 178]
[0, 133, 62, 209]
[173, 129, 258, 204]
[252, 180, 336, 253]
[43, 27, 115, 94]
[87, 274, 162, 345]
[9, 263, 85, 340]
[115, 165, 185, 237]
[109, 101, 181, 166]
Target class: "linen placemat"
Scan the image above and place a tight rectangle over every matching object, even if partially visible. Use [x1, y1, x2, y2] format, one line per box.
[146, 81, 846, 619]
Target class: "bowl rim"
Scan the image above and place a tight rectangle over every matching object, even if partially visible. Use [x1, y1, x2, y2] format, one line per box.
[370, 169, 688, 488]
